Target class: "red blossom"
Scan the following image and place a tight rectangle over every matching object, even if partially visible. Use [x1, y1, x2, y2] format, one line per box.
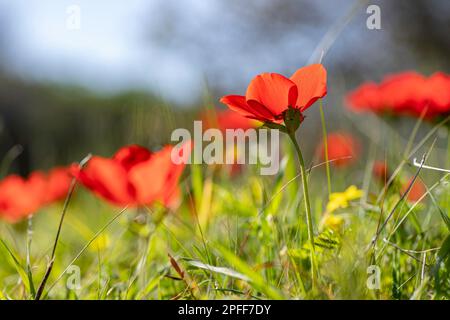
[220, 64, 327, 123]
[346, 71, 450, 119]
[72, 142, 191, 209]
[318, 132, 359, 167]
[0, 167, 72, 223]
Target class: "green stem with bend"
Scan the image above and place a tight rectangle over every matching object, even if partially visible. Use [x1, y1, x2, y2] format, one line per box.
[288, 132, 318, 286]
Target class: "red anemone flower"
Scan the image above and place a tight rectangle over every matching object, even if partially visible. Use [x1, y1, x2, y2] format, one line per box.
[72, 143, 191, 209]
[220, 64, 327, 123]
[0, 167, 72, 223]
[346, 71, 450, 119]
[317, 132, 359, 167]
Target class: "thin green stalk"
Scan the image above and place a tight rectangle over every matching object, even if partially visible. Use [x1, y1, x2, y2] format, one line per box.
[26, 215, 36, 298]
[288, 132, 318, 286]
[319, 99, 331, 197]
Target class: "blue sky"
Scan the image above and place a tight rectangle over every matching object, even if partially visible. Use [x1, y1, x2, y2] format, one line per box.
[0, 0, 202, 103]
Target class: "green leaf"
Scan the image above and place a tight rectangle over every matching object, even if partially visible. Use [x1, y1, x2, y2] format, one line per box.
[289, 229, 341, 260]
[314, 229, 340, 250]
[136, 275, 162, 299]
[437, 234, 450, 264]
[433, 234, 450, 293]
[0, 239, 32, 296]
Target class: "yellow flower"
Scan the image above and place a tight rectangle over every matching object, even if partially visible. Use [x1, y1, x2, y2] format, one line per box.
[89, 234, 110, 252]
[320, 214, 344, 231]
[326, 185, 363, 213]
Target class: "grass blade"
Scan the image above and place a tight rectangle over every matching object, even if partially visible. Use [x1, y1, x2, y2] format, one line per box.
[215, 244, 284, 300]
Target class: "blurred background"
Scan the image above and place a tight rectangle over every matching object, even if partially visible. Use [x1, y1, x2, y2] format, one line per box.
[0, 0, 449, 175]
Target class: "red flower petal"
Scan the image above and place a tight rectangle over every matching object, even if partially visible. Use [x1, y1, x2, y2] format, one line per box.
[129, 141, 191, 207]
[160, 142, 191, 203]
[73, 143, 190, 209]
[379, 72, 427, 116]
[113, 145, 152, 171]
[76, 157, 136, 206]
[128, 147, 173, 205]
[163, 186, 182, 210]
[45, 167, 72, 204]
[220, 95, 276, 122]
[0, 175, 42, 222]
[346, 70, 450, 120]
[290, 64, 327, 110]
[317, 132, 359, 167]
[346, 83, 381, 113]
[246, 73, 298, 119]
[427, 72, 450, 114]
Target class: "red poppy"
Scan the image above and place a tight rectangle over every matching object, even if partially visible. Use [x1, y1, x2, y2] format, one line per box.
[346, 71, 450, 119]
[0, 167, 72, 223]
[220, 64, 327, 123]
[401, 177, 426, 203]
[317, 133, 359, 167]
[72, 143, 191, 209]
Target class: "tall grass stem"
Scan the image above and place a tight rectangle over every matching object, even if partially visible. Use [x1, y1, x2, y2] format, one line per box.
[319, 100, 331, 197]
[288, 133, 318, 286]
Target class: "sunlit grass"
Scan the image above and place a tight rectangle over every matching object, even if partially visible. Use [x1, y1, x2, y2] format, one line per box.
[0, 113, 449, 300]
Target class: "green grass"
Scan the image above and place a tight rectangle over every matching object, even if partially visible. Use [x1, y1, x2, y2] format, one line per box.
[0, 116, 449, 300]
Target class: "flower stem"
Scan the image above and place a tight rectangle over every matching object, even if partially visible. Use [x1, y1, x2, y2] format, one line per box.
[288, 132, 318, 286]
[319, 99, 331, 197]
[26, 215, 36, 298]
